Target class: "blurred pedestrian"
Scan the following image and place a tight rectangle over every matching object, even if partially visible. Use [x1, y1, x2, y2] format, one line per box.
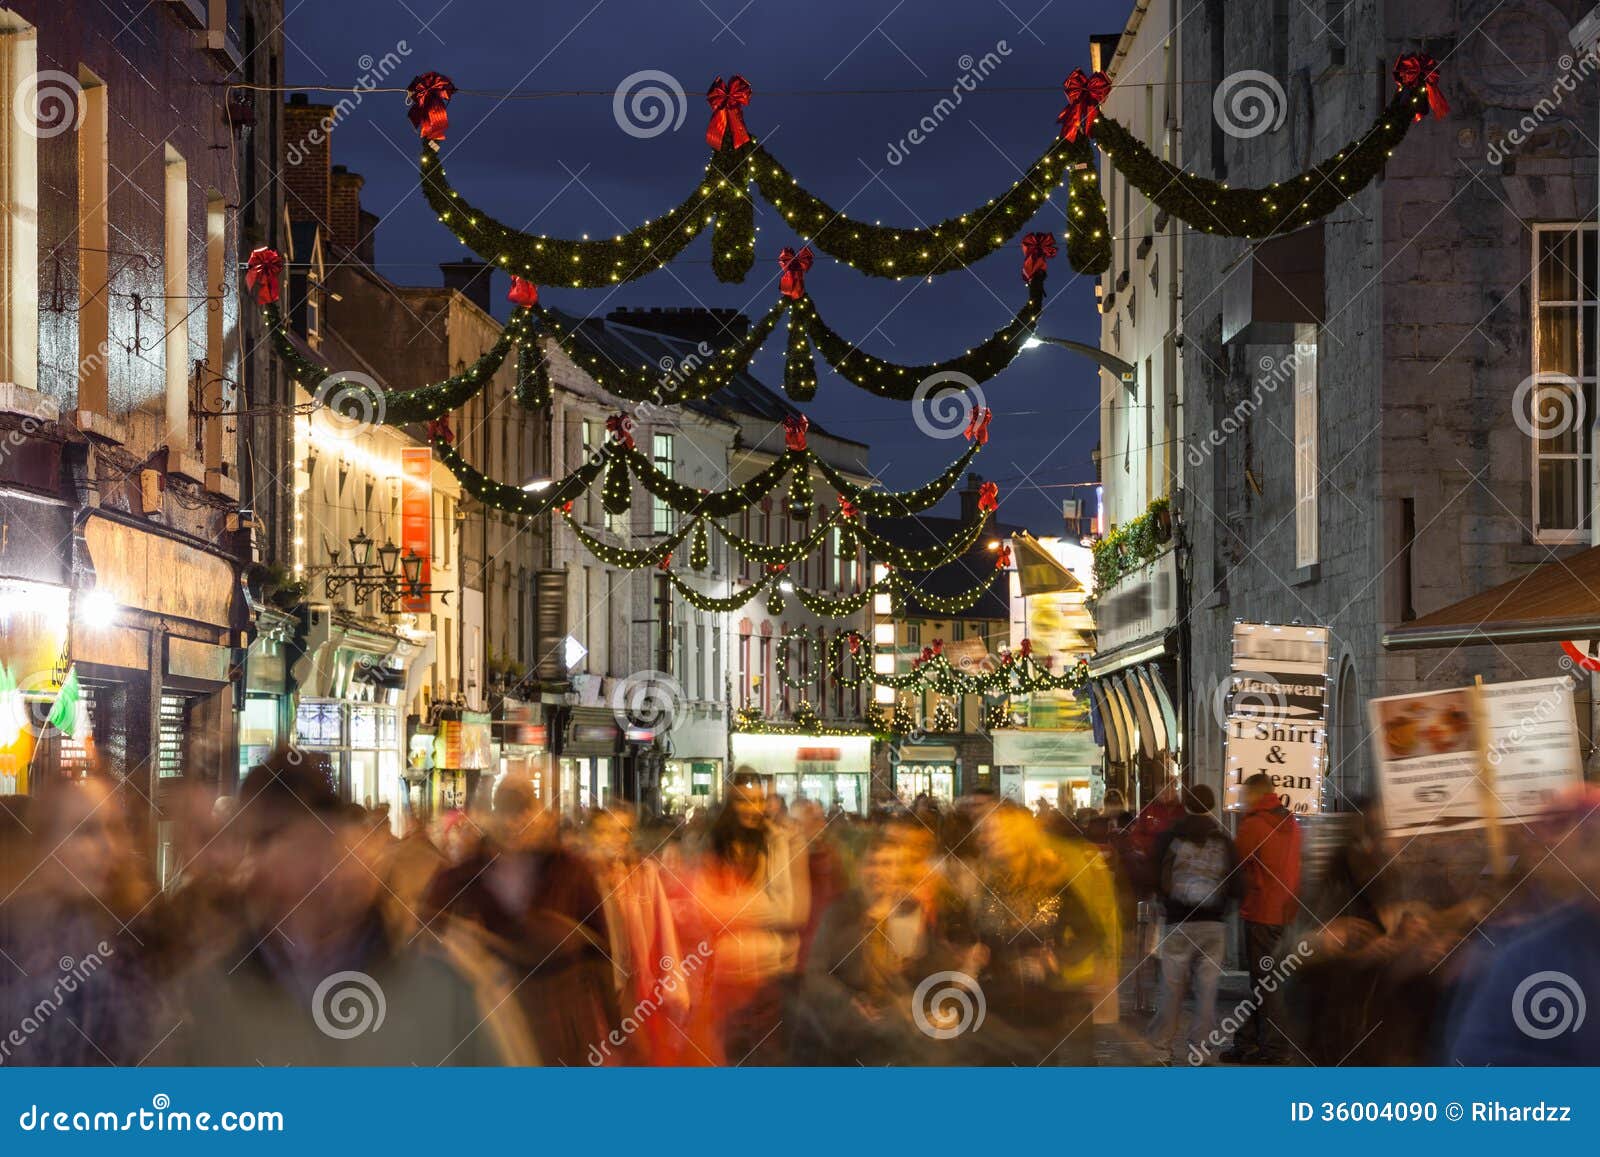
[1147, 785, 1239, 1064]
[1222, 773, 1302, 1064]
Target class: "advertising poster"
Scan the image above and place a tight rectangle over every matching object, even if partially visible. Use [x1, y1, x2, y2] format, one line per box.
[1225, 623, 1330, 813]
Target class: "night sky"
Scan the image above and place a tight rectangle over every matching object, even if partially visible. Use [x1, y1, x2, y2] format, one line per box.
[286, 0, 1133, 532]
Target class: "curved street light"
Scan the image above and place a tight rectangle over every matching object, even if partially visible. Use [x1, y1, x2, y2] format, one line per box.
[1022, 334, 1138, 384]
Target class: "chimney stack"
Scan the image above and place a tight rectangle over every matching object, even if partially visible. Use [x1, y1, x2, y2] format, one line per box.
[959, 472, 986, 524]
[441, 259, 494, 314]
[329, 165, 366, 255]
[283, 95, 334, 236]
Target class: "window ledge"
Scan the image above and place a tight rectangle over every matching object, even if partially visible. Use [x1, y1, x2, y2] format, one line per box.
[72, 409, 126, 444]
[167, 448, 205, 484]
[1293, 562, 1321, 587]
[0, 383, 58, 423]
[205, 469, 240, 501]
[164, 0, 208, 29]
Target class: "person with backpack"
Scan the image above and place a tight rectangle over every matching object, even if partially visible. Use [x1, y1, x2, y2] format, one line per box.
[1147, 784, 1239, 1065]
[1222, 773, 1303, 1064]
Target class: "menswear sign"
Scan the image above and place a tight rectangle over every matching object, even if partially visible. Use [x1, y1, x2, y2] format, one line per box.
[1225, 623, 1330, 814]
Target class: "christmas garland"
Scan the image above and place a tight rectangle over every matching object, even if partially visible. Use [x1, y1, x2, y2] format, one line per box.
[887, 568, 1000, 615]
[262, 302, 533, 424]
[666, 569, 772, 611]
[562, 513, 698, 569]
[1092, 78, 1433, 239]
[413, 58, 1445, 285]
[711, 516, 838, 567]
[856, 504, 993, 570]
[867, 644, 1089, 697]
[420, 143, 757, 286]
[795, 585, 877, 617]
[433, 434, 602, 516]
[809, 440, 981, 516]
[618, 444, 798, 518]
[791, 273, 1044, 402]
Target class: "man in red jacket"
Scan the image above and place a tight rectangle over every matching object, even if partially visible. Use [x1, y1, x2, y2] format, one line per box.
[1222, 773, 1302, 1064]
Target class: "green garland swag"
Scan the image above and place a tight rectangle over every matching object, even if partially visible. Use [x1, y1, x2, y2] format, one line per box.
[868, 650, 1088, 696]
[263, 302, 533, 424]
[516, 337, 551, 409]
[810, 441, 980, 516]
[667, 569, 771, 611]
[538, 299, 789, 403]
[1063, 136, 1111, 275]
[434, 436, 601, 517]
[619, 444, 798, 518]
[711, 514, 838, 567]
[1091, 83, 1430, 240]
[856, 508, 992, 570]
[791, 274, 1043, 402]
[828, 632, 872, 688]
[421, 144, 758, 286]
[562, 513, 697, 569]
[887, 568, 999, 615]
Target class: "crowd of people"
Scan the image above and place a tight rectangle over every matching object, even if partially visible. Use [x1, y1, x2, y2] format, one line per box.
[0, 753, 1596, 1067]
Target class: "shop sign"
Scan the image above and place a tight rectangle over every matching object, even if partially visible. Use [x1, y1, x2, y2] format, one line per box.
[796, 745, 841, 777]
[1225, 623, 1330, 814]
[399, 447, 432, 613]
[991, 728, 1100, 766]
[84, 515, 232, 626]
[1095, 549, 1177, 654]
[459, 712, 492, 770]
[1370, 676, 1582, 837]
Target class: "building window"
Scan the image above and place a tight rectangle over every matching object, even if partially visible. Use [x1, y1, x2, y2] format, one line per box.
[652, 432, 675, 534]
[712, 625, 722, 702]
[907, 623, 921, 646]
[738, 632, 750, 708]
[581, 419, 602, 526]
[1532, 224, 1595, 540]
[1293, 323, 1320, 568]
[164, 145, 189, 447]
[77, 69, 109, 416]
[0, 15, 39, 392]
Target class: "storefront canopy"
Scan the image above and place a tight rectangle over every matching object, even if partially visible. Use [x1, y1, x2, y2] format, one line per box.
[1383, 544, 1600, 650]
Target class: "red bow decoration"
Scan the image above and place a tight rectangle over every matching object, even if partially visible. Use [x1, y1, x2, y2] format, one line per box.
[931, 639, 944, 656]
[783, 413, 809, 451]
[847, 633, 862, 655]
[1058, 69, 1111, 141]
[706, 75, 752, 149]
[407, 72, 457, 144]
[978, 481, 999, 513]
[426, 417, 454, 444]
[837, 494, 859, 520]
[1019, 638, 1033, 659]
[765, 562, 787, 575]
[507, 276, 539, 308]
[995, 544, 1012, 569]
[605, 414, 635, 450]
[964, 406, 993, 445]
[919, 647, 934, 664]
[1394, 53, 1448, 121]
[1021, 232, 1057, 282]
[778, 246, 813, 300]
[658, 553, 672, 572]
[244, 247, 282, 306]
[560, 500, 574, 515]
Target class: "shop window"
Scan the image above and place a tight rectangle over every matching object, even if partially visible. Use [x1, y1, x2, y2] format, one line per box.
[652, 432, 675, 534]
[1532, 224, 1596, 540]
[158, 694, 193, 779]
[0, 14, 38, 391]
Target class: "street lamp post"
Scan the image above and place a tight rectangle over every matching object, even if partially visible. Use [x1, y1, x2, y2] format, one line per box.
[1021, 334, 1138, 384]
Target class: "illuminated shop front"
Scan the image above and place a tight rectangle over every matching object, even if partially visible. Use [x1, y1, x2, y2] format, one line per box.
[661, 758, 722, 815]
[556, 707, 622, 816]
[993, 728, 1104, 812]
[0, 579, 72, 795]
[730, 731, 873, 814]
[432, 710, 492, 813]
[892, 744, 958, 804]
[492, 697, 550, 803]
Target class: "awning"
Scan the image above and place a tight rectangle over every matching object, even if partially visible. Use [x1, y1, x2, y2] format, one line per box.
[1383, 544, 1600, 650]
[894, 745, 958, 763]
[1088, 681, 1124, 762]
[1144, 663, 1179, 753]
[1222, 224, 1325, 345]
[1113, 672, 1154, 759]
[1129, 666, 1168, 755]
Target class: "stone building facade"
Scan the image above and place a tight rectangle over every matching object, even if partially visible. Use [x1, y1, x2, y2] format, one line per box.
[1178, 0, 1599, 828]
